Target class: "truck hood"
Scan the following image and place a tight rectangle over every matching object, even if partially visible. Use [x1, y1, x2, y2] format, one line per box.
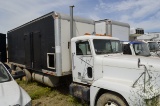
[99, 54, 160, 98]
[102, 54, 160, 69]
[0, 80, 31, 106]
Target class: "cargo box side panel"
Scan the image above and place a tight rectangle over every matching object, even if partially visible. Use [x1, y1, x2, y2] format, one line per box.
[73, 22, 94, 37]
[39, 16, 55, 72]
[112, 25, 129, 41]
[61, 19, 71, 74]
[8, 16, 55, 72]
[61, 19, 94, 74]
[0, 34, 7, 62]
[95, 22, 106, 35]
[31, 31, 41, 70]
[8, 30, 26, 64]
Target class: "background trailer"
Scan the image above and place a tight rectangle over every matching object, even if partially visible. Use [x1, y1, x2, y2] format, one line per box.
[0, 33, 7, 63]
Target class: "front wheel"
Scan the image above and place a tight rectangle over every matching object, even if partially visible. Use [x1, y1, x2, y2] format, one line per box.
[96, 93, 128, 106]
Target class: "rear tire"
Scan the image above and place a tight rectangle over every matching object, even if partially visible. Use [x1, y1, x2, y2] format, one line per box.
[96, 93, 127, 106]
[22, 69, 31, 83]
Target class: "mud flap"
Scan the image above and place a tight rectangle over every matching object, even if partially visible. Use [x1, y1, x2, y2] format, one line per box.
[69, 83, 90, 102]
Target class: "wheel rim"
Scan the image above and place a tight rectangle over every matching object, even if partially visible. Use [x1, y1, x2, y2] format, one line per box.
[105, 101, 118, 106]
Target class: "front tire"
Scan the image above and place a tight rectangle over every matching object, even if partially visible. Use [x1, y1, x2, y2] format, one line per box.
[96, 93, 127, 106]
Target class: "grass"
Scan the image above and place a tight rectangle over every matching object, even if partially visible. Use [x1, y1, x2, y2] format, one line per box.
[16, 80, 88, 106]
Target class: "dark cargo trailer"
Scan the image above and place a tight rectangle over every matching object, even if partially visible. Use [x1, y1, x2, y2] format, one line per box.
[8, 13, 55, 72]
[7, 11, 94, 86]
[0, 33, 7, 62]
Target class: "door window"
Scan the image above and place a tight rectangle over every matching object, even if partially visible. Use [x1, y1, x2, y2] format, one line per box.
[76, 41, 91, 55]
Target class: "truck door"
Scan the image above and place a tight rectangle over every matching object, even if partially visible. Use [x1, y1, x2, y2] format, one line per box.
[72, 40, 94, 83]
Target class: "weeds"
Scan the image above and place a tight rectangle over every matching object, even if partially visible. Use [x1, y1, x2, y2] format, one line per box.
[16, 79, 87, 106]
[130, 64, 160, 106]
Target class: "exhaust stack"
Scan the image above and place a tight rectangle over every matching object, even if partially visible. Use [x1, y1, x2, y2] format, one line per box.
[70, 5, 74, 38]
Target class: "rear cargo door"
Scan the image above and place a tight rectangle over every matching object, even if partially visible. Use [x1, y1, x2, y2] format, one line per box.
[32, 32, 41, 71]
[24, 32, 42, 70]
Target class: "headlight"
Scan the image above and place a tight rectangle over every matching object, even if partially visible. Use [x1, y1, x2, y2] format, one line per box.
[25, 100, 32, 106]
[145, 95, 160, 106]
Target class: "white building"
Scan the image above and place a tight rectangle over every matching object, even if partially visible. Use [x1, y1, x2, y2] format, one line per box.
[137, 32, 160, 41]
[130, 28, 144, 41]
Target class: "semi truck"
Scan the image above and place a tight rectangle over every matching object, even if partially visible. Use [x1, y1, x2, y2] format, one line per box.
[121, 41, 151, 57]
[147, 41, 160, 57]
[7, 11, 160, 106]
[137, 33, 160, 57]
[121, 40, 160, 57]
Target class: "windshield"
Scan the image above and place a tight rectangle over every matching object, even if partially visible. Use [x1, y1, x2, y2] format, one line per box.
[133, 43, 151, 56]
[148, 42, 159, 51]
[93, 39, 122, 55]
[0, 64, 11, 83]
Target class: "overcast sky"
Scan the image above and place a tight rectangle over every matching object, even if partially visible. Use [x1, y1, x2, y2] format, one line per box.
[0, 0, 160, 34]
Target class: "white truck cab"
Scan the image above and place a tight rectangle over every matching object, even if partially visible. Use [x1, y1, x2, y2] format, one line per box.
[147, 41, 160, 57]
[0, 62, 31, 106]
[122, 41, 151, 57]
[70, 35, 160, 106]
[122, 41, 160, 58]
[71, 35, 122, 84]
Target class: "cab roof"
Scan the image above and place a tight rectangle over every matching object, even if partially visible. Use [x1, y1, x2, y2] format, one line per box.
[71, 35, 119, 42]
[122, 41, 144, 44]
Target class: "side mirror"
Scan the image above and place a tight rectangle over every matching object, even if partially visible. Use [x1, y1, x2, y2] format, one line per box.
[138, 58, 141, 68]
[12, 71, 25, 79]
